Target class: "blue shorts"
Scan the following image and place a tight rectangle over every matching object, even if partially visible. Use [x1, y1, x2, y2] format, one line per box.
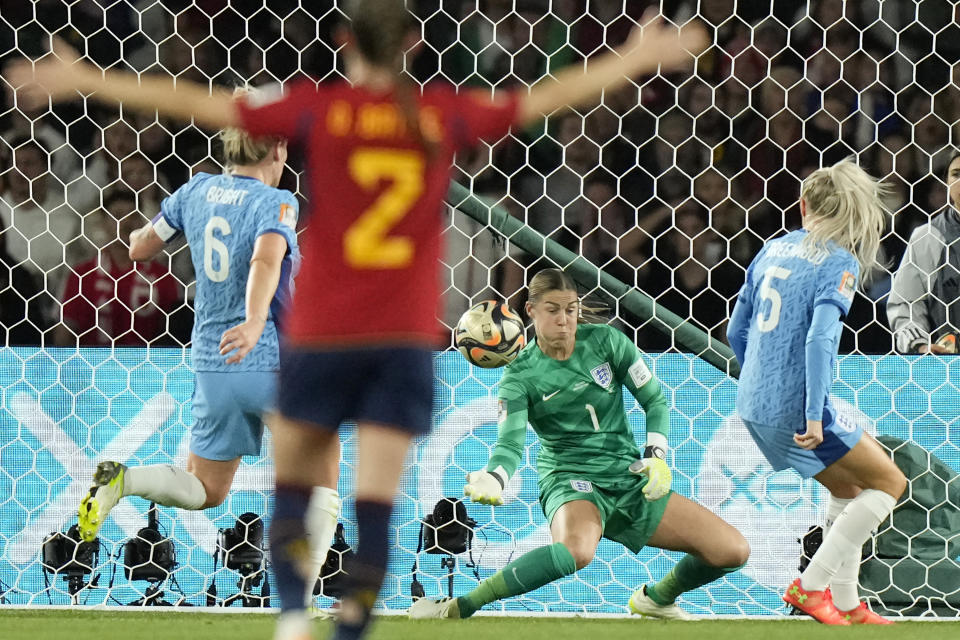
[277, 346, 433, 436]
[742, 405, 864, 479]
[191, 370, 277, 461]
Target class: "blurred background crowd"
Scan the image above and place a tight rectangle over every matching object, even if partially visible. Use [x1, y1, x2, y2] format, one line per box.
[2, 0, 959, 354]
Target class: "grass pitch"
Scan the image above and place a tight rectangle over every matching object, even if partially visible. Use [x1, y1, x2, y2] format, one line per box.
[2, 610, 959, 640]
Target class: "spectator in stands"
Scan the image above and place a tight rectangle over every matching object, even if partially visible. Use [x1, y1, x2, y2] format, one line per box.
[0, 135, 86, 323]
[1, 87, 85, 195]
[561, 179, 633, 280]
[654, 202, 728, 340]
[70, 115, 138, 212]
[887, 150, 960, 354]
[54, 188, 182, 347]
[119, 150, 196, 290]
[118, 151, 167, 217]
[0, 210, 49, 345]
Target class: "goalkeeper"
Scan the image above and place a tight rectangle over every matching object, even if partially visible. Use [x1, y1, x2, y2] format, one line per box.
[411, 268, 749, 620]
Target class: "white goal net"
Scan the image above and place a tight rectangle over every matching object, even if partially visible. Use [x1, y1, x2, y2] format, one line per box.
[1, 0, 958, 617]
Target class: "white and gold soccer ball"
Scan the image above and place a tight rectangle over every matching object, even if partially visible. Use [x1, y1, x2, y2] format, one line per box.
[455, 300, 526, 368]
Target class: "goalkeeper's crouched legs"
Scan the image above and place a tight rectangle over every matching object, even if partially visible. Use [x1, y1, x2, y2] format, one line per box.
[643, 493, 750, 610]
[409, 542, 577, 619]
[638, 554, 746, 619]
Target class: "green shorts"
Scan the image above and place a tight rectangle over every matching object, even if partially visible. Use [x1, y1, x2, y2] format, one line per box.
[539, 471, 671, 554]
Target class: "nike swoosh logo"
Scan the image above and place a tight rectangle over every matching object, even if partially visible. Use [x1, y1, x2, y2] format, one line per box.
[542, 390, 561, 402]
[511, 567, 528, 589]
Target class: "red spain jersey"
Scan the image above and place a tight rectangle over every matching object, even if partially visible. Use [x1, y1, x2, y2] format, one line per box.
[60, 254, 182, 346]
[236, 81, 518, 346]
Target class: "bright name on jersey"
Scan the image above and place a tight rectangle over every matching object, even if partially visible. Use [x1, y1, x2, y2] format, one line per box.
[206, 185, 249, 206]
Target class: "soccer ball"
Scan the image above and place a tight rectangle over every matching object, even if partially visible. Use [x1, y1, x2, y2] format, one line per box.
[455, 300, 526, 368]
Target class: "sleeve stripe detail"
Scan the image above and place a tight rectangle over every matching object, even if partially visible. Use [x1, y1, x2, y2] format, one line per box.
[152, 214, 180, 242]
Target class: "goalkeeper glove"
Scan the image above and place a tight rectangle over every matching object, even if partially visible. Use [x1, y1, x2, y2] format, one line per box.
[464, 469, 506, 505]
[629, 445, 671, 501]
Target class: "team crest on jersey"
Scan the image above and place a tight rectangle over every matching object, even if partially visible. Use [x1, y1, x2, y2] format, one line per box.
[279, 203, 298, 229]
[838, 271, 856, 302]
[498, 399, 506, 424]
[570, 479, 593, 493]
[590, 363, 613, 389]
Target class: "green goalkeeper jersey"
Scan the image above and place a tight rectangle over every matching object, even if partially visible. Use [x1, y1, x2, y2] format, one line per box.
[487, 323, 669, 483]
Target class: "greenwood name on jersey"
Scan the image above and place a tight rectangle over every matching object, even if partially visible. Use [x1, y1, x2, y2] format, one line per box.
[489, 323, 669, 482]
[152, 172, 300, 371]
[735, 229, 858, 425]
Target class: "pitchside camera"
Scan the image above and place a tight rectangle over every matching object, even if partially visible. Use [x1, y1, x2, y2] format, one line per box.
[422, 497, 476, 556]
[41, 524, 99, 597]
[124, 526, 176, 583]
[411, 497, 477, 599]
[123, 503, 177, 605]
[218, 512, 264, 574]
[209, 512, 269, 607]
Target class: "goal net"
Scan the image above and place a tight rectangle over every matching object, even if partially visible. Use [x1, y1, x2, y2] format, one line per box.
[1, 0, 958, 616]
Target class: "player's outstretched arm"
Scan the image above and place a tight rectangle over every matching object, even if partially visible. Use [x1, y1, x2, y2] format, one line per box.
[4, 38, 238, 131]
[219, 232, 287, 365]
[466, 394, 526, 505]
[516, 11, 707, 126]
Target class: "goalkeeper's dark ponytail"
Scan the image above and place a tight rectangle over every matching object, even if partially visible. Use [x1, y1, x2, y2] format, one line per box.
[348, 0, 437, 162]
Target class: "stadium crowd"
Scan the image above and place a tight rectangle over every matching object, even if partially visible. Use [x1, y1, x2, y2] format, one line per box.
[1, 0, 958, 354]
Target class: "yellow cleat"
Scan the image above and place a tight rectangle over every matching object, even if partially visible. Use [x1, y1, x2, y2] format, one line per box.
[77, 461, 127, 542]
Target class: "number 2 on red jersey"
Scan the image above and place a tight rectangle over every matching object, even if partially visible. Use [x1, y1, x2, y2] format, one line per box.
[345, 148, 425, 269]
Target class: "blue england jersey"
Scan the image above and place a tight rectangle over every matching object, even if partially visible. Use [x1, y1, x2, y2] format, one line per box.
[152, 172, 300, 372]
[733, 229, 858, 425]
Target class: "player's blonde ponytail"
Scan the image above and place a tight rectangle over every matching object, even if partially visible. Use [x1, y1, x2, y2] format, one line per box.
[800, 157, 889, 276]
[527, 268, 607, 324]
[220, 87, 275, 168]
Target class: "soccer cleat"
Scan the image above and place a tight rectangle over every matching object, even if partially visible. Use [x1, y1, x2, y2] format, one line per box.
[782, 578, 850, 625]
[408, 596, 461, 619]
[628, 585, 694, 620]
[840, 602, 893, 625]
[77, 461, 127, 543]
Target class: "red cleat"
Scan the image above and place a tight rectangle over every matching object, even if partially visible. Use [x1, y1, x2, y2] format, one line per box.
[782, 578, 850, 625]
[839, 602, 893, 625]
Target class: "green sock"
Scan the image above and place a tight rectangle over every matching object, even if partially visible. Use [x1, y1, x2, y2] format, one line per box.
[646, 554, 745, 606]
[456, 542, 576, 617]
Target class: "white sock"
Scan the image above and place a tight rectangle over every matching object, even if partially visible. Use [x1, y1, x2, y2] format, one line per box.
[824, 496, 853, 537]
[801, 489, 896, 592]
[822, 496, 861, 611]
[123, 464, 207, 510]
[304, 486, 341, 606]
